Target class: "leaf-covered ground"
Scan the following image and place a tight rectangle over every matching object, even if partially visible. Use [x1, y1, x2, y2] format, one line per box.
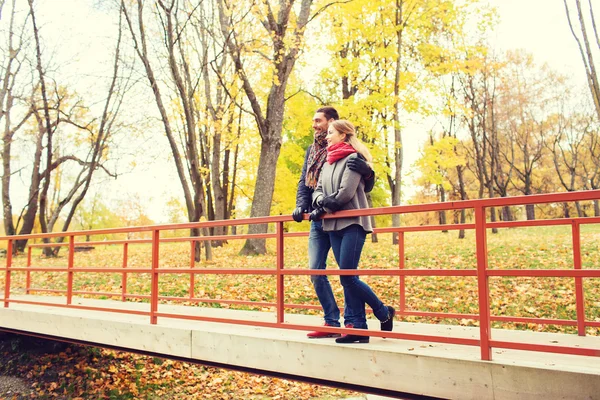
[1, 225, 599, 398]
[0, 335, 357, 399]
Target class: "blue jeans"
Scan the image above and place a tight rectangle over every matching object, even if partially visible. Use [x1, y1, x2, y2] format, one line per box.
[328, 224, 389, 329]
[308, 220, 340, 327]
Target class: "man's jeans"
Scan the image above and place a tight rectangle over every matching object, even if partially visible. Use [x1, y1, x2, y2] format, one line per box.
[328, 224, 389, 329]
[308, 220, 340, 327]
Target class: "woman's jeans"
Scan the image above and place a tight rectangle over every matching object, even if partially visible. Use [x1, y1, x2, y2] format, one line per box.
[328, 224, 389, 329]
[308, 220, 340, 327]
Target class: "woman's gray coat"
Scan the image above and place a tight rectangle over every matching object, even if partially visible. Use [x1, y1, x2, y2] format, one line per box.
[312, 153, 373, 233]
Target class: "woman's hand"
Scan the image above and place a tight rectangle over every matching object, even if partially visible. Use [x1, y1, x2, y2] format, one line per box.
[308, 208, 326, 221]
[322, 194, 343, 212]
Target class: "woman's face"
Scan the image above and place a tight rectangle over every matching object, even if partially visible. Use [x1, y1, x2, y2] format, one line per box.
[327, 126, 346, 147]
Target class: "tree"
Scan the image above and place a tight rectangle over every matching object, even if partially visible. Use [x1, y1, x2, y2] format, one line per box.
[315, 0, 484, 242]
[579, 115, 600, 215]
[546, 91, 590, 217]
[121, 0, 212, 260]
[191, 2, 241, 244]
[1, 0, 34, 242]
[74, 195, 122, 241]
[498, 51, 554, 220]
[27, 0, 124, 255]
[564, 0, 600, 122]
[459, 50, 501, 227]
[0, 0, 124, 253]
[216, 0, 325, 255]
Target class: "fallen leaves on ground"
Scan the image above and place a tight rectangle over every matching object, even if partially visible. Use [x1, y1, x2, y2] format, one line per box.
[0, 337, 359, 399]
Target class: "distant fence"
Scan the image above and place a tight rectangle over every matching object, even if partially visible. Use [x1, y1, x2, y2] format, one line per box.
[2, 190, 600, 360]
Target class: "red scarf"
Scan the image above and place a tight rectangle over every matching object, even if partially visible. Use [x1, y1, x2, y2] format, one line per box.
[305, 131, 328, 189]
[327, 142, 356, 164]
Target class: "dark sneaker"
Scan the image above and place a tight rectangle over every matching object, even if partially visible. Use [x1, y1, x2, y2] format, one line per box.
[380, 306, 395, 332]
[307, 323, 342, 339]
[335, 324, 370, 344]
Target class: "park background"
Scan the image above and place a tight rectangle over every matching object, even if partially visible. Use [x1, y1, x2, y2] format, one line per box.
[2, 0, 599, 254]
[1, 0, 600, 398]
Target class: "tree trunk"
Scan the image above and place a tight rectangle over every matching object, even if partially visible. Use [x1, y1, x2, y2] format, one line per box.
[122, 0, 210, 261]
[391, 0, 404, 245]
[439, 185, 447, 232]
[15, 117, 43, 251]
[217, 0, 313, 254]
[28, 0, 55, 256]
[2, 113, 15, 238]
[458, 209, 466, 239]
[239, 135, 281, 255]
[0, 0, 28, 242]
[502, 206, 513, 222]
[575, 201, 585, 217]
[455, 164, 468, 239]
[563, 202, 571, 218]
[526, 204, 535, 220]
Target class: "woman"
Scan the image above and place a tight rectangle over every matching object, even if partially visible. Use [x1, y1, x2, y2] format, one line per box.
[311, 120, 395, 344]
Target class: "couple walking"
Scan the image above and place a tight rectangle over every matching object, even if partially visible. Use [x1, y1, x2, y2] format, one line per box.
[292, 106, 395, 344]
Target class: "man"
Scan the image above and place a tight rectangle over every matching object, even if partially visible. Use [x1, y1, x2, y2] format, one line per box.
[292, 106, 375, 338]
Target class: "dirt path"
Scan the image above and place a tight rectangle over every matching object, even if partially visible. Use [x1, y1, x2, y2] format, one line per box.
[0, 375, 33, 399]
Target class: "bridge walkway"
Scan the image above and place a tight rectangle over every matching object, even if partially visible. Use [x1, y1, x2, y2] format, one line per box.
[1, 295, 599, 400]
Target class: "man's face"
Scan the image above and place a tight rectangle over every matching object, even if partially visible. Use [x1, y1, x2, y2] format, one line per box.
[312, 112, 331, 134]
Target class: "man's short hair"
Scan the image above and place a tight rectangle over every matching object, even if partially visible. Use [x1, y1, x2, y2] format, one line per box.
[316, 106, 339, 121]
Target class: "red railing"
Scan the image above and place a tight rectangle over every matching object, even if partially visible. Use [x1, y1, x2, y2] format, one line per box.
[2, 190, 600, 361]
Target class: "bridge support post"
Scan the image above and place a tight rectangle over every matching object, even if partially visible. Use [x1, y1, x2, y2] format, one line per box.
[121, 242, 128, 302]
[189, 240, 195, 299]
[26, 246, 32, 294]
[67, 236, 74, 305]
[151, 229, 160, 324]
[475, 206, 492, 360]
[571, 221, 586, 336]
[3, 239, 12, 308]
[276, 221, 284, 324]
[398, 230, 405, 314]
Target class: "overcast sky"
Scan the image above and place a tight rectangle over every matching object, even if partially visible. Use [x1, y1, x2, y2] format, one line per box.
[488, 0, 585, 83]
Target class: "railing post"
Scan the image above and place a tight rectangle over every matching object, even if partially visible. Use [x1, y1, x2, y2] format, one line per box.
[189, 240, 195, 299]
[398, 230, 405, 314]
[67, 235, 74, 305]
[4, 240, 12, 307]
[150, 229, 160, 324]
[276, 221, 285, 324]
[26, 246, 32, 294]
[121, 242, 128, 302]
[571, 221, 586, 336]
[474, 206, 492, 361]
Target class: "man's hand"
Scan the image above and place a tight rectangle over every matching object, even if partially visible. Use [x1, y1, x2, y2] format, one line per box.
[347, 157, 372, 178]
[322, 195, 343, 212]
[292, 207, 305, 223]
[309, 208, 326, 221]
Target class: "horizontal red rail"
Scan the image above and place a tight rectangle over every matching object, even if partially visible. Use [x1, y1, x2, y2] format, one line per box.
[6, 266, 600, 278]
[489, 340, 600, 357]
[3, 189, 599, 242]
[2, 189, 600, 362]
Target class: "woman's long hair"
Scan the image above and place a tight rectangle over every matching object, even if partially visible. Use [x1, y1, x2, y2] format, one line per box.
[330, 120, 373, 166]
